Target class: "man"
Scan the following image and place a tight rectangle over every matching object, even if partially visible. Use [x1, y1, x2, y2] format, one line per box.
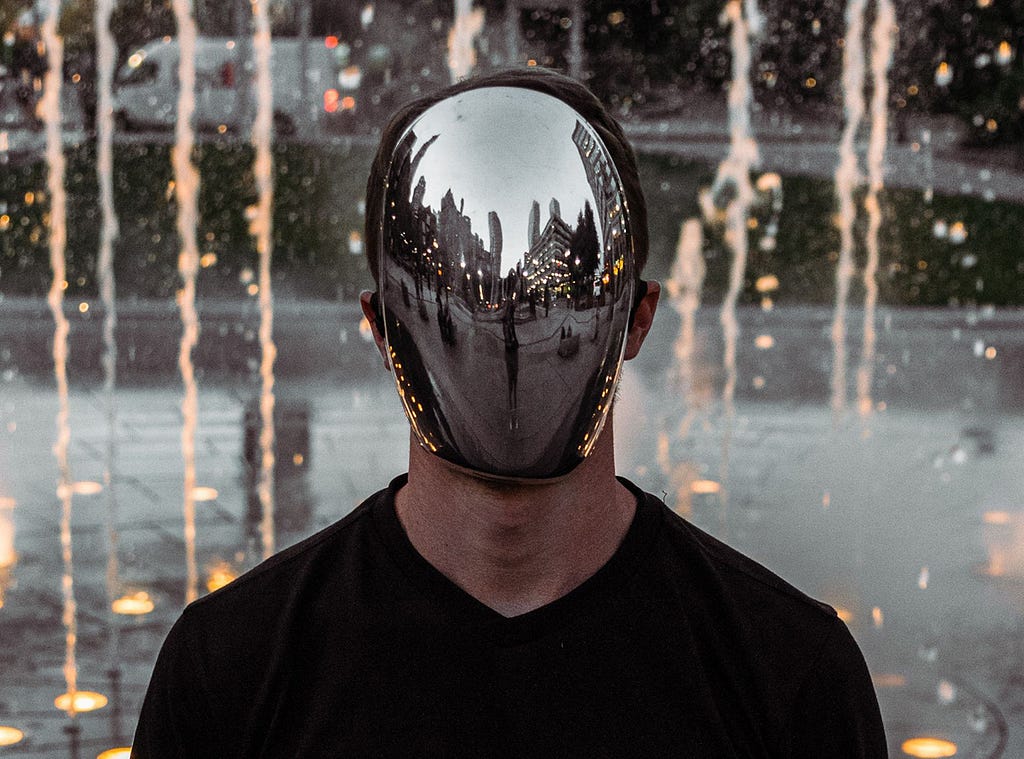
[133, 69, 886, 757]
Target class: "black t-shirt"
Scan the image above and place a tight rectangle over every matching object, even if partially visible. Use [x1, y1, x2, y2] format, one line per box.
[132, 476, 886, 758]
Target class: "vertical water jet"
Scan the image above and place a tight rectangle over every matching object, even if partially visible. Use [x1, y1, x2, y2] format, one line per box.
[713, 0, 760, 530]
[448, 0, 485, 83]
[94, 0, 122, 692]
[832, 0, 868, 423]
[171, 0, 201, 604]
[41, 0, 78, 719]
[251, 0, 277, 560]
[856, 0, 897, 419]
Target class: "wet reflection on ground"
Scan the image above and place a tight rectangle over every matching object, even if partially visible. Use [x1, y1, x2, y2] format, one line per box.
[0, 299, 1022, 756]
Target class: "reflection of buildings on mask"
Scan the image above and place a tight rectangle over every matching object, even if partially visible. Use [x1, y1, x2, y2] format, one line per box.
[522, 198, 574, 296]
[572, 121, 630, 297]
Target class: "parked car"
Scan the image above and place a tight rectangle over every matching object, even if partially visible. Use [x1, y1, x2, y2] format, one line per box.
[113, 36, 343, 136]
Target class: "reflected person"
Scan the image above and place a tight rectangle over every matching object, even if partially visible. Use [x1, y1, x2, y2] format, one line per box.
[132, 69, 887, 757]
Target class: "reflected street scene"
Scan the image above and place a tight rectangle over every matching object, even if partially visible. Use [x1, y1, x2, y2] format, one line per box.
[0, 0, 1022, 757]
[379, 88, 634, 477]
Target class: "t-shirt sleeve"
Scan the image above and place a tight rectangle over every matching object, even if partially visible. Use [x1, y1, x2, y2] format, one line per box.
[786, 616, 888, 758]
[131, 612, 217, 758]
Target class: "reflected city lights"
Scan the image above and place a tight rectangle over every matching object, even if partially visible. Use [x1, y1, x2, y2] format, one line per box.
[0, 726, 24, 746]
[71, 480, 103, 495]
[54, 690, 108, 713]
[111, 591, 155, 616]
[901, 737, 957, 757]
[754, 334, 775, 349]
[192, 486, 219, 502]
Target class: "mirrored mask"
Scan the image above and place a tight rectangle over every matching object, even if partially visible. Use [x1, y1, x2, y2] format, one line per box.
[378, 86, 636, 479]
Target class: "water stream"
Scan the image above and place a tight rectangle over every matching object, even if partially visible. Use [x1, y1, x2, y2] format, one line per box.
[171, 0, 201, 604]
[712, 0, 760, 530]
[41, 0, 78, 719]
[448, 0, 485, 83]
[831, 0, 868, 422]
[251, 0, 278, 560]
[94, 0, 122, 693]
[856, 0, 897, 421]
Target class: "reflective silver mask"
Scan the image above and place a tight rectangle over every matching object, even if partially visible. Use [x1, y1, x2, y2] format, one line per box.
[378, 86, 636, 479]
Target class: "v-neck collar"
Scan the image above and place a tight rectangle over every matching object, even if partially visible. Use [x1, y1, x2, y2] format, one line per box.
[371, 473, 660, 645]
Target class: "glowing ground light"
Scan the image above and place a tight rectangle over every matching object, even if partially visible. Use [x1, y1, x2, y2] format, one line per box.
[901, 737, 957, 757]
[754, 334, 775, 349]
[206, 565, 237, 593]
[0, 726, 24, 746]
[982, 510, 1013, 525]
[111, 591, 155, 615]
[97, 748, 132, 759]
[872, 673, 907, 688]
[54, 691, 108, 713]
[71, 480, 103, 495]
[192, 486, 219, 502]
[690, 480, 722, 495]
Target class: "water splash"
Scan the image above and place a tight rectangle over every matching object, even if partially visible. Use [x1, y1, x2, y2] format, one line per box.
[172, 0, 201, 604]
[856, 0, 897, 419]
[668, 218, 706, 441]
[41, 0, 78, 717]
[448, 0, 485, 82]
[251, 0, 277, 560]
[713, 0, 760, 530]
[663, 219, 706, 516]
[95, 0, 122, 679]
[831, 0, 868, 423]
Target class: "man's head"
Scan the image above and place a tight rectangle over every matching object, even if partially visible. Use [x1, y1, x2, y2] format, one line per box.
[362, 68, 658, 480]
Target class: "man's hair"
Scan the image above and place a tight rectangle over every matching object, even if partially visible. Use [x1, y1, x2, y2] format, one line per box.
[363, 68, 648, 284]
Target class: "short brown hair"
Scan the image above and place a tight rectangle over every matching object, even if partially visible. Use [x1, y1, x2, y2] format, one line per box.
[363, 68, 648, 283]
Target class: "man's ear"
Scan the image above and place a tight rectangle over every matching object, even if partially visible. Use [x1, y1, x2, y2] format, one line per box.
[359, 290, 391, 371]
[624, 280, 660, 361]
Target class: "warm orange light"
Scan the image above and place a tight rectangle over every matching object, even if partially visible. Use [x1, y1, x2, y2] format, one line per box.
[872, 673, 906, 688]
[206, 565, 237, 593]
[754, 334, 775, 350]
[112, 591, 155, 616]
[200, 253, 217, 268]
[901, 737, 957, 757]
[192, 486, 219, 502]
[293, 453, 304, 466]
[984, 346, 997, 360]
[690, 480, 722, 495]
[78, 302, 90, 313]
[72, 481, 103, 495]
[324, 88, 340, 113]
[755, 173, 782, 192]
[983, 510, 1012, 525]
[835, 607, 853, 623]
[97, 749, 132, 759]
[340, 96, 356, 111]
[872, 606, 884, 628]
[324, 35, 339, 49]
[55, 691, 108, 713]
[0, 727, 24, 746]
[755, 274, 779, 293]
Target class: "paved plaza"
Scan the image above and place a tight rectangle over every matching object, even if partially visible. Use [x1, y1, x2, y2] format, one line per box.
[0, 302, 1021, 757]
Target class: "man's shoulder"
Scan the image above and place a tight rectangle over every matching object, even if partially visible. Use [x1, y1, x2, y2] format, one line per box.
[181, 481, 393, 627]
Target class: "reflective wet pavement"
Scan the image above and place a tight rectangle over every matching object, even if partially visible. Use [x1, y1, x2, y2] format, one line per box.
[1, 303, 1022, 757]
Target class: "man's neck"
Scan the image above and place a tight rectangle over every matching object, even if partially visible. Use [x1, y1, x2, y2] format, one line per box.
[394, 422, 636, 618]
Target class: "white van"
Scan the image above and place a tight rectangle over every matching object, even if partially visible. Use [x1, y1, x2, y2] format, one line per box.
[113, 36, 341, 136]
